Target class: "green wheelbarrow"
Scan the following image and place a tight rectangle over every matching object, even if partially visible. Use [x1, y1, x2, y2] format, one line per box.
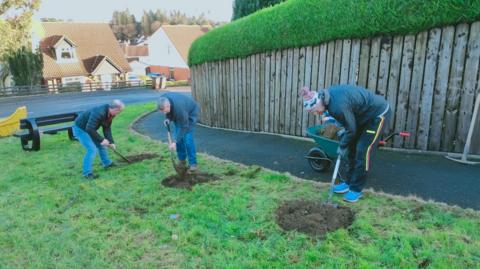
[305, 125, 411, 172]
[305, 125, 340, 172]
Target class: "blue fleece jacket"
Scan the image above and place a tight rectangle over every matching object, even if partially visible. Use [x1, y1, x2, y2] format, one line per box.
[162, 92, 200, 141]
[325, 85, 390, 149]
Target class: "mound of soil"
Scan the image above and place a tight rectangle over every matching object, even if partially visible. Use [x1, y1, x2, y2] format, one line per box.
[120, 153, 161, 163]
[317, 124, 342, 140]
[276, 200, 355, 237]
[161, 172, 221, 189]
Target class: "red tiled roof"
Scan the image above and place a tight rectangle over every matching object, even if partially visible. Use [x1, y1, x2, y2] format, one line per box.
[40, 22, 131, 78]
[160, 25, 211, 63]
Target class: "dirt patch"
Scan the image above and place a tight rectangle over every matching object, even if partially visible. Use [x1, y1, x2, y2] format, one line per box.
[276, 200, 355, 237]
[120, 153, 161, 163]
[161, 172, 221, 190]
[418, 258, 431, 268]
[317, 124, 342, 140]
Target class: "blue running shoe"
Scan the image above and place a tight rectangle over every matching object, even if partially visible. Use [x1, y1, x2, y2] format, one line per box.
[333, 182, 349, 194]
[343, 190, 363, 203]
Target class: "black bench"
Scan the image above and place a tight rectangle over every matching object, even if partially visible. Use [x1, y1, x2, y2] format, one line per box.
[14, 112, 82, 151]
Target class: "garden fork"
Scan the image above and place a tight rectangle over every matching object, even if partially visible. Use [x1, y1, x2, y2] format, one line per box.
[325, 155, 341, 207]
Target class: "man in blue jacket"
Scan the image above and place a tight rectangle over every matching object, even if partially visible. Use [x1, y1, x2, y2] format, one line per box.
[300, 85, 391, 202]
[73, 99, 125, 179]
[157, 93, 200, 172]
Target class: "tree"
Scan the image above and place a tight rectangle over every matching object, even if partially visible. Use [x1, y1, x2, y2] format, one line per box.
[150, 21, 162, 33]
[0, 0, 41, 61]
[140, 10, 152, 36]
[116, 8, 218, 40]
[154, 9, 168, 25]
[169, 10, 188, 25]
[149, 9, 167, 34]
[110, 9, 138, 42]
[188, 13, 211, 25]
[0, 64, 10, 88]
[232, 0, 285, 20]
[7, 46, 43, 86]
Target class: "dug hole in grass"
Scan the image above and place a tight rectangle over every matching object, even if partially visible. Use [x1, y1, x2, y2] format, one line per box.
[0, 102, 479, 268]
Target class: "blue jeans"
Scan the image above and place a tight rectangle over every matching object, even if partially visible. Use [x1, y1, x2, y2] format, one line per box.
[174, 125, 197, 166]
[72, 125, 112, 176]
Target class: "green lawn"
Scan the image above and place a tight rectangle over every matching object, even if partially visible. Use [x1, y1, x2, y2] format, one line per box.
[1, 103, 479, 268]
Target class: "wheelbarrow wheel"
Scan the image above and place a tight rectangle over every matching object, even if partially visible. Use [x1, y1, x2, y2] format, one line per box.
[307, 147, 331, 172]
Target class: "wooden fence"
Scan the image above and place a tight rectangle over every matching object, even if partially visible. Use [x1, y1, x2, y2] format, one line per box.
[0, 80, 152, 98]
[191, 22, 480, 154]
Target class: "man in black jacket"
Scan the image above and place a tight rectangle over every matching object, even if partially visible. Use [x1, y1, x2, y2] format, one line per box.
[157, 93, 200, 172]
[72, 100, 125, 179]
[301, 85, 391, 203]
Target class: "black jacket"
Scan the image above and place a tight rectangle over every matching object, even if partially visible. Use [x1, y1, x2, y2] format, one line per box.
[74, 104, 114, 144]
[325, 85, 390, 149]
[163, 92, 200, 141]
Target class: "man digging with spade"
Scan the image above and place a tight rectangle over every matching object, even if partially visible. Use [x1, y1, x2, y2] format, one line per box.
[73, 99, 125, 179]
[300, 85, 391, 203]
[157, 93, 200, 173]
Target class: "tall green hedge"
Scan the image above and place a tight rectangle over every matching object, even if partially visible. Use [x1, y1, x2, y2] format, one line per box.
[189, 0, 480, 66]
[232, 0, 286, 20]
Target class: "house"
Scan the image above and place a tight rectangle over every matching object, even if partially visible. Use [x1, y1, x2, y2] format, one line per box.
[35, 22, 131, 89]
[145, 25, 210, 81]
[120, 43, 149, 80]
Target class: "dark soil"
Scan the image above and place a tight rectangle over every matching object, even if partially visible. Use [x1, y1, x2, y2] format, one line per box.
[120, 153, 161, 163]
[317, 124, 342, 140]
[161, 172, 221, 190]
[276, 200, 355, 237]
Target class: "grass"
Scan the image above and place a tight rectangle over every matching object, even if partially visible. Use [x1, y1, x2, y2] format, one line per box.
[189, 0, 480, 65]
[1, 103, 479, 268]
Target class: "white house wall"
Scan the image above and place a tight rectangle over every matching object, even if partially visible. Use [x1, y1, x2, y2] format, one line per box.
[128, 61, 148, 76]
[146, 29, 188, 68]
[61, 76, 85, 84]
[138, 56, 150, 63]
[55, 40, 78, 64]
[93, 61, 121, 76]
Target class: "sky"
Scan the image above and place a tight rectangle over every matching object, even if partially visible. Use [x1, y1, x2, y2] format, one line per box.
[33, 0, 234, 23]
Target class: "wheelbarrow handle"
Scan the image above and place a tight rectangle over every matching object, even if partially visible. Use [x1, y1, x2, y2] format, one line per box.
[380, 131, 412, 145]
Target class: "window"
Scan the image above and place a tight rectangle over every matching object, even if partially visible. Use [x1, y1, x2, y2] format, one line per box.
[61, 48, 73, 59]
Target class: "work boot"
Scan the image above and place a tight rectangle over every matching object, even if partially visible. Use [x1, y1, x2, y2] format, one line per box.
[84, 173, 99, 180]
[343, 190, 363, 203]
[188, 165, 198, 173]
[333, 182, 349, 194]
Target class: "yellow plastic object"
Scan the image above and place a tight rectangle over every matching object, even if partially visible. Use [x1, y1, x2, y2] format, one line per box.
[0, 106, 28, 137]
